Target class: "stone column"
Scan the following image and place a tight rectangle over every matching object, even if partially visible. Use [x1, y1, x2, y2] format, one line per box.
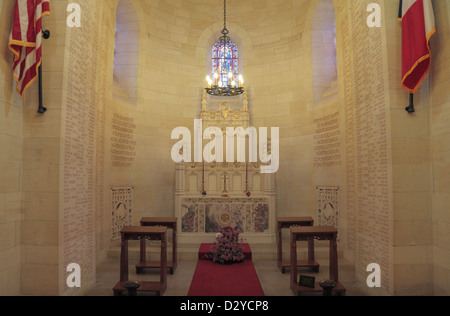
[265, 172, 277, 243]
[175, 163, 186, 194]
[175, 163, 186, 236]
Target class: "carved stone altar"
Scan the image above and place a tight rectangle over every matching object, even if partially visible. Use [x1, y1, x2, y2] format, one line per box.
[175, 90, 276, 244]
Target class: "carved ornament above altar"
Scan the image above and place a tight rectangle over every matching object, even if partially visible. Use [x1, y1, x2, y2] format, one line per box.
[201, 89, 250, 128]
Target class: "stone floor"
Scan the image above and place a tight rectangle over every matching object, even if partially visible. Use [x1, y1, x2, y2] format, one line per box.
[84, 256, 367, 296]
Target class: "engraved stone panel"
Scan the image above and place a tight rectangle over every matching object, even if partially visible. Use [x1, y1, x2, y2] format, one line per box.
[314, 112, 341, 168]
[111, 113, 136, 168]
[341, 1, 392, 294]
[62, 0, 109, 293]
[111, 187, 133, 241]
[317, 186, 339, 229]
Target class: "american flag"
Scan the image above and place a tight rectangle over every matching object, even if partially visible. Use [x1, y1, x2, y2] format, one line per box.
[8, 0, 50, 98]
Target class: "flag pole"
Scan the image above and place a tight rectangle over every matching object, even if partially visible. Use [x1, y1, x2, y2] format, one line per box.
[38, 29, 50, 114]
[405, 93, 415, 114]
[38, 65, 46, 114]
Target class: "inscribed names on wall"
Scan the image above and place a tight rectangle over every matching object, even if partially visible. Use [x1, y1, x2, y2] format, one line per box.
[111, 113, 136, 168]
[342, 1, 392, 294]
[62, 0, 108, 294]
[95, 2, 112, 264]
[341, 7, 357, 260]
[314, 112, 341, 168]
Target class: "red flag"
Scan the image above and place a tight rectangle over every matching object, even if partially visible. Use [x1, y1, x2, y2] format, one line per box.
[399, 0, 435, 93]
[8, 0, 50, 98]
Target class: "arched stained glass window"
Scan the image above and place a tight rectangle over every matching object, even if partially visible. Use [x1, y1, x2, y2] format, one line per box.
[113, 0, 139, 104]
[311, 0, 338, 105]
[212, 39, 239, 87]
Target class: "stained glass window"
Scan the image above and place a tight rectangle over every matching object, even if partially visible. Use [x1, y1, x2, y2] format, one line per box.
[212, 39, 239, 87]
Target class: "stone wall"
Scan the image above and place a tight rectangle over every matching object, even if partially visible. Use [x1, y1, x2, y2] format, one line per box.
[0, 0, 24, 296]
[430, 0, 450, 296]
[384, 0, 434, 296]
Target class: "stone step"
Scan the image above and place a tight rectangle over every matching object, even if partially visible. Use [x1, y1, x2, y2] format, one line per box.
[107, 240, 350, 264]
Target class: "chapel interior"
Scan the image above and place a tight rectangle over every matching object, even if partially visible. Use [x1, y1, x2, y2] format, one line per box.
[0, 0, 449, 297]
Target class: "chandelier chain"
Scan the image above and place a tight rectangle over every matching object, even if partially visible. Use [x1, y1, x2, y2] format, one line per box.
[224, 0, 227, 29]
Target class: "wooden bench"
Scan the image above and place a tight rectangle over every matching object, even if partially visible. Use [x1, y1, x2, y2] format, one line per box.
[136, 217, 177, 274]
[277, 217, 319, 273]
[290, 226, 346, 296]
[113, 226, 167, 296]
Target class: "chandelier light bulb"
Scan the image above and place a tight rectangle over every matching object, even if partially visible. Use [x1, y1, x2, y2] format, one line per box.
[239, 75, 244, 88]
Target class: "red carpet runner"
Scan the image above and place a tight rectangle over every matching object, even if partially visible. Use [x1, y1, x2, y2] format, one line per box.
[188, 244, 265, 296]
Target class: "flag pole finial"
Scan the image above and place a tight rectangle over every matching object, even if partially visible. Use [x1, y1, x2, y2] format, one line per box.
[405, 93, 415, 114]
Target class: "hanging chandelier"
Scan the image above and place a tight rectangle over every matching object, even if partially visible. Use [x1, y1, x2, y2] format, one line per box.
[206, 0, 244, 97]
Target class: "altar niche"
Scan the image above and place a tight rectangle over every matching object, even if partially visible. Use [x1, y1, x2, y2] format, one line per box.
[174, 91, 277, 244]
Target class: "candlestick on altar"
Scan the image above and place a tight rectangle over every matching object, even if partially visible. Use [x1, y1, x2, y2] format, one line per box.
[202, 161, 205, 193]
[222, 173, 229, 194]
[244, 162, 249, 193]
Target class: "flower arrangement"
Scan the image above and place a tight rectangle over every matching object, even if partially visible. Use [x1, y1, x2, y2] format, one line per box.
[246, 191, 252, 197]
[209, 226, 245, 264]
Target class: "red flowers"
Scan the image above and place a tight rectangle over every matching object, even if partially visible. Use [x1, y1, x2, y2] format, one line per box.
[210, 226, 245, 264]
